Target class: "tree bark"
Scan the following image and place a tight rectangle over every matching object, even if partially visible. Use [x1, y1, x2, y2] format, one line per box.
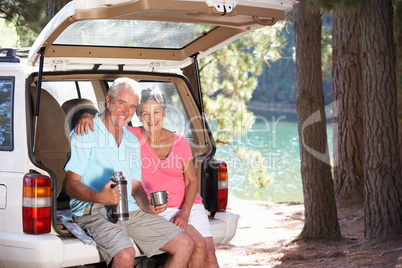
[45, 0, 70, 21]
[395, 2, 402, 164]
[293, 0, 340, 240]
[332, 8, 364, 205]
[361, 0, 402, 240]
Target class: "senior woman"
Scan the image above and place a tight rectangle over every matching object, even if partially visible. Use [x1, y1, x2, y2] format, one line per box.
[75, 87, 219, 268]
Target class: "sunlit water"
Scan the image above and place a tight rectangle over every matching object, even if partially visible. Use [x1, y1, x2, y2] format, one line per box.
[215, 109, 333, 203]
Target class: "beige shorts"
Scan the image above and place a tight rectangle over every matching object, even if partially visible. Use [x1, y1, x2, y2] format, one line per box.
[73, 203, 182, 265]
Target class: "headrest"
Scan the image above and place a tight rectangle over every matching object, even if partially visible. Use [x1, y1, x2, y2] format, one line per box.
[62, 99, 98, 131]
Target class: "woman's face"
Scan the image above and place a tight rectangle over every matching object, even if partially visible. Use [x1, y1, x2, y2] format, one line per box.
[139, 99, 166, 132]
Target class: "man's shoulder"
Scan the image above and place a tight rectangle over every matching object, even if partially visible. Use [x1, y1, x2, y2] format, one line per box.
[70, 126, 100, 148]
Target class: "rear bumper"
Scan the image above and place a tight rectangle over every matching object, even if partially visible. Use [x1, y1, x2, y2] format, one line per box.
[0, 211, 238, 267]
[0, 232, 64, 267]
[0, 231, 102, 267]
[210, 211, 238, 244]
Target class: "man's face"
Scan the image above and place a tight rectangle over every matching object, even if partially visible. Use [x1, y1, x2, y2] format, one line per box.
[105, 88, 138, 130]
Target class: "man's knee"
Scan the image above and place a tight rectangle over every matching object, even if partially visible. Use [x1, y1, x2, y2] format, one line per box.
[162, 231, 194, 256]
[115, 247, 136, 262]
[177, 232, 194, 253]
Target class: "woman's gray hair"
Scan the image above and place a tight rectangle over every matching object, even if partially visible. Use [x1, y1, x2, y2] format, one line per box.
[137, 87, 167, 116]
[106, 77, 142, 107]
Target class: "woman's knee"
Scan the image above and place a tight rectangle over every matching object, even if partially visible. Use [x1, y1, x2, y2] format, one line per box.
[193, 237, 206, 252]
[205, 238, 218, 264]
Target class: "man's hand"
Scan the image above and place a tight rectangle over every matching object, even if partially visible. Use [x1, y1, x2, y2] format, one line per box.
[75, 113, 94, 136]
[99, 180, 121, 205]
[65, 171, 120, 205]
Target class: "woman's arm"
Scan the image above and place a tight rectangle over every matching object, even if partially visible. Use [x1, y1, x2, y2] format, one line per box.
[131, 179, 166, 214]
[171, 160, 198, 230]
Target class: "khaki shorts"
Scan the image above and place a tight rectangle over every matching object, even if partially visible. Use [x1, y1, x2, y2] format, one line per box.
[73, 203, 182, 265]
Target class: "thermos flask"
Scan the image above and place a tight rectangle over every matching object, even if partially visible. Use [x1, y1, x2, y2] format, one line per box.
[110, 171, 129, 221]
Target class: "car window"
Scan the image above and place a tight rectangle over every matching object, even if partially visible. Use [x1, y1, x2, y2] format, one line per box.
[41, 81, 99, 109]
[0, 77, 13, 151]
[54, 20, 215, 49]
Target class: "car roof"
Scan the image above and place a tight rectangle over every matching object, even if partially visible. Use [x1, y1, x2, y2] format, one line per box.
[28, 0, 295, 72]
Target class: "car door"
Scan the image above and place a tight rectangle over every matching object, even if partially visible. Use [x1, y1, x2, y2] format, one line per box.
[27, 0, 295, 72]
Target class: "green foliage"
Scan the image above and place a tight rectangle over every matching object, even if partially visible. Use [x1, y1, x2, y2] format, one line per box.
[251, 13, 333, 109]
[200, 22, 287, 189]
[0, 19, 19, 47]
[0, 0, 46, 46]
[237, 147, 273, 190]
[321, 12, 332, 80]
[251, 22, 296, 109]
[200, 22, 287, 144]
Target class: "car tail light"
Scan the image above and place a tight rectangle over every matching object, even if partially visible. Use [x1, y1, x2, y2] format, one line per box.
[217, 162, 228, 212]
[23, 174, 51, 234]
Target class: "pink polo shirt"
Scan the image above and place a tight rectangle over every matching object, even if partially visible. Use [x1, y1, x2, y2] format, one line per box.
[127, 127, 203, 208]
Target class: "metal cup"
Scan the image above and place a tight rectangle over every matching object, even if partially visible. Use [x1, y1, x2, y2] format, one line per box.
[150, 190, 167, 206]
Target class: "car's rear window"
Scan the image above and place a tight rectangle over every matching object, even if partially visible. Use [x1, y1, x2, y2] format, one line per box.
[53, 20, 215, 49]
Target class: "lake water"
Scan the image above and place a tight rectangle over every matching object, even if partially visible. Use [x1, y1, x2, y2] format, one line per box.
[215, 109, 333, 203]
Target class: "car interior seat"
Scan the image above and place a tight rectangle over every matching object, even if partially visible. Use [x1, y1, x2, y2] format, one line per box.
[30, 86, 71, 197]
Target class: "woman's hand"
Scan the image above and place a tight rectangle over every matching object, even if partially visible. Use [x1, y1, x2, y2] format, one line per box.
[75, 113, 94, 135]
[148, 195, 167, 214]
[171, 210, 190, 231]
[132, 180, 167, 214]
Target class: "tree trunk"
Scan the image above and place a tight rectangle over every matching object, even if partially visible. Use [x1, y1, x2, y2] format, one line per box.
[395, 2, 402, 164]
[361, 0, 402, 240]
[332, 8, 364, 205]
[45, 0, 70, 21]
[293, 0, 340, 240]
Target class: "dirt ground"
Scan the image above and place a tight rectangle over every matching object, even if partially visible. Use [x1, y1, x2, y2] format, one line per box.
[215, 196, 402, 268]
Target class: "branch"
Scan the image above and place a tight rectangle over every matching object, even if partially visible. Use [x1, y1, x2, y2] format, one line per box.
[215, 140, 239, 157]
[380, 247, 402, 256]
[285, 14, 295, 24]
[199, 58, 215, 73]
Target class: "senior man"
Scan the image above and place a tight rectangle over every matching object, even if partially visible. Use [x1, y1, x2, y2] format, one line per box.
[64, 77, 193, 268]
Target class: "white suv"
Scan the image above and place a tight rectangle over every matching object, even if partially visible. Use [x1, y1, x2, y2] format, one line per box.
[0, 0, 294, 267]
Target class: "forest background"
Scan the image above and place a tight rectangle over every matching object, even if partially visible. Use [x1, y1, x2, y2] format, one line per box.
[1, 0, 402, 266]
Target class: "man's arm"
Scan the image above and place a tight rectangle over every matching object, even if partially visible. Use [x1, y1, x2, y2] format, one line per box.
[65, 171, 120, 205]
[75, 113, 95, 136]
[131, 180, 166, 214]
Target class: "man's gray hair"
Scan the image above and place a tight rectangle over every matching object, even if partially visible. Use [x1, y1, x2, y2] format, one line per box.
[137, 87, 167, 116]
[106, 77, 142, 107]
